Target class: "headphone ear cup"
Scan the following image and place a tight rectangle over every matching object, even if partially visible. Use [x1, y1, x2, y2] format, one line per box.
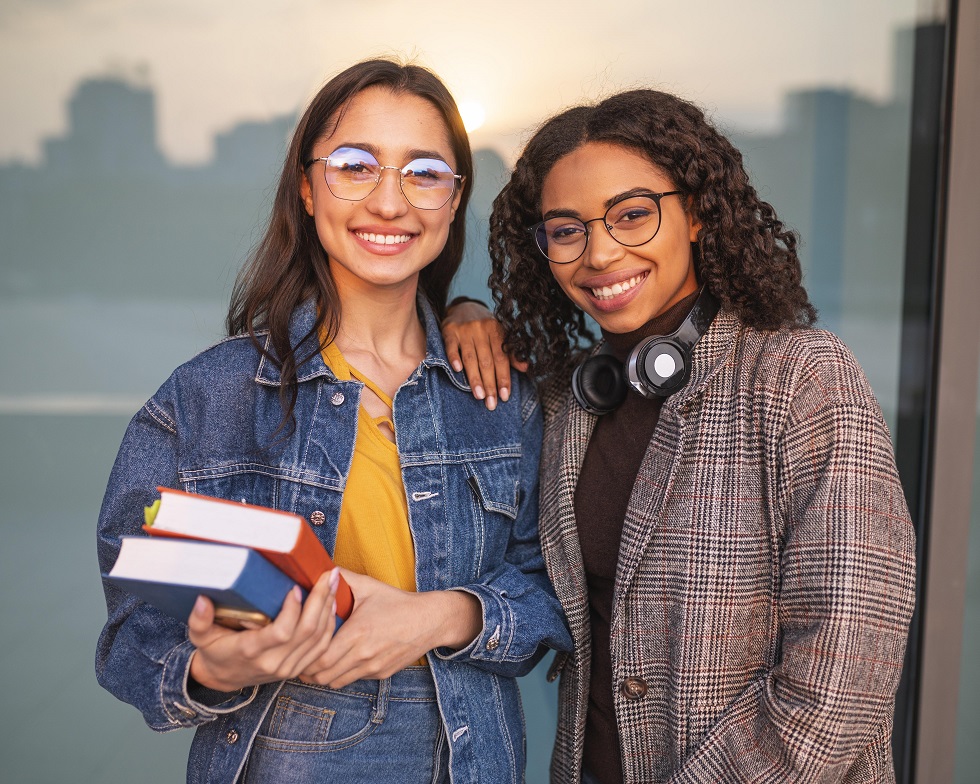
[572, 354, 628, 415]
[629, 339, 689, 397]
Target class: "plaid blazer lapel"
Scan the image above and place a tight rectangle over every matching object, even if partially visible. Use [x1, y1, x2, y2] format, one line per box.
[539, 379, 595, 650]
[613, 312, 741, 607]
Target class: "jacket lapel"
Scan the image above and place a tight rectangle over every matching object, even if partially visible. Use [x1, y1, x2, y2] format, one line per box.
[612, 312, 741, 609]
[539, 382, 595, 647]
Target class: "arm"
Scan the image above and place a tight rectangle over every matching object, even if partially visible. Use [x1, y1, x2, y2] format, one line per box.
[95, 397, 258, 730]
[430, 373, 573, 677]
[95, 393, 340, 727]
[441, 298, 527, 411]
[670, 392, 916, 780]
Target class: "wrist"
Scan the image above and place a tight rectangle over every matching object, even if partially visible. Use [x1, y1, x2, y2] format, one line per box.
[431, 590, 482, 650]
[189, 650, 237, 693]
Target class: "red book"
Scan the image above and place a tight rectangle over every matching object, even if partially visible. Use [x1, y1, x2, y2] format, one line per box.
[142, 486, 353, 619]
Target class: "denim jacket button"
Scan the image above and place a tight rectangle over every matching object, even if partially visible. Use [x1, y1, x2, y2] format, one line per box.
[226, 728, 240, 744]
[309, 511, 325, 526]
[486, 638, 499, 651]
[331, 392, 345, 406]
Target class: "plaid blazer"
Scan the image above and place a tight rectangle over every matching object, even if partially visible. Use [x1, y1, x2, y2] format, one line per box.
[539, 311, 916, 783]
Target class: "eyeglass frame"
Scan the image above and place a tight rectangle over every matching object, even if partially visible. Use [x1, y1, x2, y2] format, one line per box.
[528, 190, 685, 264]
[303, 148, 463, 211]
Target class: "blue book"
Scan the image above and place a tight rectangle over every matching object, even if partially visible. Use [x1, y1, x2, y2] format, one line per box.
[105, 536, 302, 627]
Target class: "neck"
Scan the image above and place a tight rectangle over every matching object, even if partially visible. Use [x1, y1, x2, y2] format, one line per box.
[601, 289, 700, 361]
[331, 278, 426, 364]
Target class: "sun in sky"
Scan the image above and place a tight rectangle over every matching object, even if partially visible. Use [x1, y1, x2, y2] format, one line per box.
[457, 100, 486, 133]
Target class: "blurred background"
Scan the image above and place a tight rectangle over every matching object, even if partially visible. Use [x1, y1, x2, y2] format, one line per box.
[1, 0, 977, 782]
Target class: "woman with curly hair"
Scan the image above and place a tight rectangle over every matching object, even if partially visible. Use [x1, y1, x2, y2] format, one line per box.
[443, 89, 916, 783]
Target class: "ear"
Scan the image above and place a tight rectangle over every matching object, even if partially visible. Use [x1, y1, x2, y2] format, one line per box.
[449, 177, 465, 220]
[300, 172, 315, 216]
[685, 197, 702, 242]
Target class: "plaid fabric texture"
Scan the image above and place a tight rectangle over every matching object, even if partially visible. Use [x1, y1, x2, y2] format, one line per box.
[539, 311, 916, 783]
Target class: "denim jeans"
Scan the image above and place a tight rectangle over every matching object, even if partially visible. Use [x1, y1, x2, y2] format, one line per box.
[243, 667, 449, 784]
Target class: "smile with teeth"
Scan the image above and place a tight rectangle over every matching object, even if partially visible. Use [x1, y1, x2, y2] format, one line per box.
[589, 273, 647, 300]
[354, 231, 414, 245]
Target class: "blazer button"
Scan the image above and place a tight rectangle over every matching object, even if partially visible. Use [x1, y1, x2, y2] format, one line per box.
[226, 728, 240, 744]
[620, 677, 648, 700]
[309, 510, 325, 526]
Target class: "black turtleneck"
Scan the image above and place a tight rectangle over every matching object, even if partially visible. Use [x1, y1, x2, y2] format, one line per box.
[574, 289, 699, 784]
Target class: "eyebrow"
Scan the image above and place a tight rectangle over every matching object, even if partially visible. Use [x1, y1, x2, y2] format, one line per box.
[330, 142, 451, 165]
[541, 188, 657, 220]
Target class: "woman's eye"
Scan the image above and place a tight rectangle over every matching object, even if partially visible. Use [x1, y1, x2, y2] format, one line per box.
[551, 224, 586, 243]
[614, 208, 654, 225]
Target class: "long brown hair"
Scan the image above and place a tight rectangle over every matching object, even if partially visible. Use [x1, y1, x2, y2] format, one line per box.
[489, 89, 815, 382]
[227, 59, 473, 428]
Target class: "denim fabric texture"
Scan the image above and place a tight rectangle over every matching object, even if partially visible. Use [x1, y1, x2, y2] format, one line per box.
[95, 295, 572, 784]
[242, 667, 449, 784]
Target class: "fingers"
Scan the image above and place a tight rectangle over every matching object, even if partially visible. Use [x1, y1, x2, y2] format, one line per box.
[187, 595, 222, 647]
[277, 570, 339, 676]
[456, 323, 507, 409]
[488, 321, 513, 403]
[440, 302, 512, 410]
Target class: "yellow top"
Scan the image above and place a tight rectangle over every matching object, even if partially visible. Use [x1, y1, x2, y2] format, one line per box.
[321, 342, 419, 597]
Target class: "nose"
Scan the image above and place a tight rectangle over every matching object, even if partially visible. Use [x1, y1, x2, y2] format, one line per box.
[583, 220, 624, 270]
[364, 166, 409, 219]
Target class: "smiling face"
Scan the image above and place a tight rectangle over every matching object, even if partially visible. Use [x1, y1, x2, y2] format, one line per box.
[540, 141, 701, 334]
[300, 85, 462, 300]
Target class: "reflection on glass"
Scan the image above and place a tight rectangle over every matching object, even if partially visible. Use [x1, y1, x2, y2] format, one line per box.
[0, 9, 927, 784]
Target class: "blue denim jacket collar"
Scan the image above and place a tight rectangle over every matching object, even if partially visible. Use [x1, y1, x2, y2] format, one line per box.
[254, 294, 469, 393]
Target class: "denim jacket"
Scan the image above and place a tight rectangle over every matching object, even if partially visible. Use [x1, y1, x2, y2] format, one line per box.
[95, 296, 572, 784]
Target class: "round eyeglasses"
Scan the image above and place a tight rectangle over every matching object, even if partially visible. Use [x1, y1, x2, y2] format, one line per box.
[304, 146, 462, 210]
[529, 191, 684, 264]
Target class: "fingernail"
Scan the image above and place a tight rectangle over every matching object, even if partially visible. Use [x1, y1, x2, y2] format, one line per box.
[451, 360, 462, 372]
[329, 568, 340, 592]
[292, 585, 303, 601]
[194, 596, 207, 615]
[500, 387, 509, 402]
[486, 395, 496, 411]
[474, 385, 485, 400]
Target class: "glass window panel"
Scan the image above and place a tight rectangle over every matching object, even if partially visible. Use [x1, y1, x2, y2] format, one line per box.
[0, 2, 930, 781]
[953, 363, 980, 783]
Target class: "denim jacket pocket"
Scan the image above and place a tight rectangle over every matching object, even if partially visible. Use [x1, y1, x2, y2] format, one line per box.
[464, 459, 520, 521]
[179, 463, 283, 510]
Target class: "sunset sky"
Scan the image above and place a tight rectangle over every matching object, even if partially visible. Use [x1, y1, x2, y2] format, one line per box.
[0, 0, 921, 166]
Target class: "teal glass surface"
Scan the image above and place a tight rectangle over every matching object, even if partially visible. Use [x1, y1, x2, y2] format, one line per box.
[0, 3, 925, 781]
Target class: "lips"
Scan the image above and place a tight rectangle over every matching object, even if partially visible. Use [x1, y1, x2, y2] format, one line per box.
[353, 230, 414, 245]
[588, 273, 647, 300]
[577, 270, 650, 312]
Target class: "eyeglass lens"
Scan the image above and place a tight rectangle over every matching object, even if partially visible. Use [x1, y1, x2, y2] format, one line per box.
[534, 195, 664, 263]
[323, 147, 457, 209]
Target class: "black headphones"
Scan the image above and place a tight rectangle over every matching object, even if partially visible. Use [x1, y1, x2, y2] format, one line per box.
[571, 287, 720, 415]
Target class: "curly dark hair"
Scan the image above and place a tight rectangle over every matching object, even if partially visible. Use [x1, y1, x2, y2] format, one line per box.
[488, 89, 816, 382]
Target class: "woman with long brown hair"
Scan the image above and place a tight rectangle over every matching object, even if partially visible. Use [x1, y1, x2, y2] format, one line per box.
[96, 59, 570, 784]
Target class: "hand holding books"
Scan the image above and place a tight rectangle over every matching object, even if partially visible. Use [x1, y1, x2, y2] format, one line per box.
[186, 566, 342, 693]
[105, 487, 354, 628]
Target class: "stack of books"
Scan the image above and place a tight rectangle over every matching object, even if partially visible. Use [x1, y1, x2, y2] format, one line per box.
[105, 488, 354, 629]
